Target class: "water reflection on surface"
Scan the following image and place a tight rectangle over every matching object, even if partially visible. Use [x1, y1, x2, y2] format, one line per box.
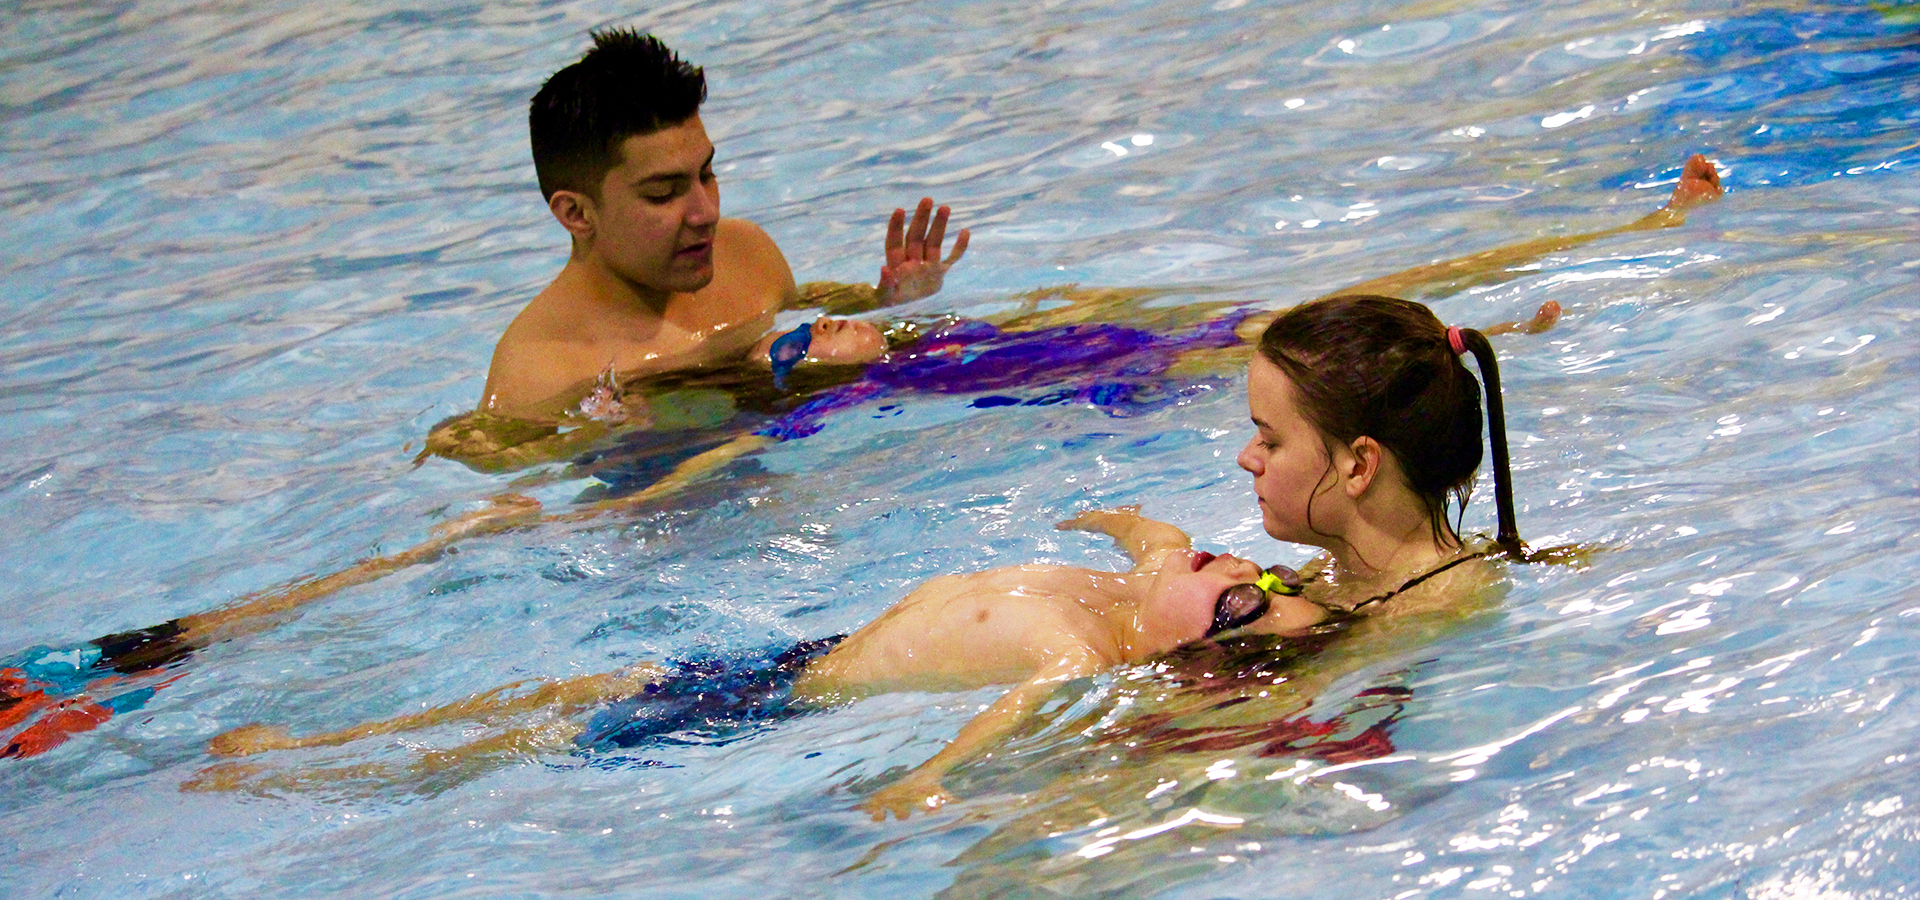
[2, 0, 1918, 898]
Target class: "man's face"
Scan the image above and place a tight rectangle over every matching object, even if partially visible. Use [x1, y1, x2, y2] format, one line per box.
[585, 115, 721, 295]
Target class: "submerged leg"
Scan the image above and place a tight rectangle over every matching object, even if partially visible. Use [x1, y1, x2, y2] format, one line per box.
[1331, 153, 1723, 302]
[185, 718, 585, 798]
[175, 431, 772, 650]
[1227, 153, 1724, 346]
[207, 662, 665, 758]
[169, 493, 546, 649]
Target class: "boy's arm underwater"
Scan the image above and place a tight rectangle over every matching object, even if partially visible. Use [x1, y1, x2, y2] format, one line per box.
[861, 506, 1197, 821]
[861, 646, 1106, 821]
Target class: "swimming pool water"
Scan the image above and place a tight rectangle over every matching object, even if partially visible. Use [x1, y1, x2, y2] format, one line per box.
[3, 0, 1916, 897]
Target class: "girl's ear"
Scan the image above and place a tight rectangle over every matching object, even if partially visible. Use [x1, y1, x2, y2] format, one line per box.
[1343, 436, 1384, 498]
[549, 190, 597, 242]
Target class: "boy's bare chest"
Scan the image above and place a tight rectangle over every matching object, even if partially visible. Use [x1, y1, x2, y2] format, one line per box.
[823, 569, 1127, 685]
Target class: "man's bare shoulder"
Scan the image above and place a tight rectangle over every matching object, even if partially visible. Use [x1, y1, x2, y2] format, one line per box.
[716, 216, 779, 257]
[710, 217, 796, 307]
[479, 326, 603, 421]
[497, 267, 602, 345]
[475, 219, 791, 419]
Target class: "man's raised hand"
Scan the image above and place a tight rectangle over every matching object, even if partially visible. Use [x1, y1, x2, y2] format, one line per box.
[877, 197, 970, 305]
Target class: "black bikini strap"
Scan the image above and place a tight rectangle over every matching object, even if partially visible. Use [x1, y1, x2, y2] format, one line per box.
[1343, 551, 1488, 614]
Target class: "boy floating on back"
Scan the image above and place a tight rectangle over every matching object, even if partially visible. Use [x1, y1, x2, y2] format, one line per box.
[201, 506, 1324, 819]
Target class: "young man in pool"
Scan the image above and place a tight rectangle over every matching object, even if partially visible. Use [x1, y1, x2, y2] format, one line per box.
[199, 506, 1327, 818]
[482, 28, 969, 421]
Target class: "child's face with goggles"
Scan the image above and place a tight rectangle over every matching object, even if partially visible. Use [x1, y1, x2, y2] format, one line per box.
[1143, 550, 1304, 648]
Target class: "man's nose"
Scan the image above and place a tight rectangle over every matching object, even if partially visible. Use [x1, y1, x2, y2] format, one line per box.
[685, 182, 719, 226]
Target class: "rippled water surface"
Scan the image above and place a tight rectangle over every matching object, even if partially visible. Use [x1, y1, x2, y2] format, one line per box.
[3, 0, 1917, 897]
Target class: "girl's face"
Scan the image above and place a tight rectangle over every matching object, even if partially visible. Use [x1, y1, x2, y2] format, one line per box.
[1237, 357, 1346, 547]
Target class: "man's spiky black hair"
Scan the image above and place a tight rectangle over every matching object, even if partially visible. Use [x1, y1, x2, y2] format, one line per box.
[529, 29, 707, 200]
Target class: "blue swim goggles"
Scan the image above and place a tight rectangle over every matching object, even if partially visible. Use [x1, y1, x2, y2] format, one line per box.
[1208, 565, 1304, 637]
[768, 323, 813, 390]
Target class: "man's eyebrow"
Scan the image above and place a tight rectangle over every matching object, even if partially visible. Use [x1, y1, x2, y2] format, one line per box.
[632, 149, 717, 184]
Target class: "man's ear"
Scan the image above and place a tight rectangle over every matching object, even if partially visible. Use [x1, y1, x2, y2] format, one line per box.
[1342, 436, 1384, 498]
[548, 190, 597, 242]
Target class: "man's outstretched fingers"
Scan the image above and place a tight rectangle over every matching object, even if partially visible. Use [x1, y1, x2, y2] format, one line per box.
[944, 227, 970, 265]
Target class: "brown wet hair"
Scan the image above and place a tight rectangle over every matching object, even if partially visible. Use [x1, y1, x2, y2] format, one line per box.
[1256, 294, 1522, 558]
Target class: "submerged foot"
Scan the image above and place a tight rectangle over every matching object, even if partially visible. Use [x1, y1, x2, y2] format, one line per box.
[208, 723, 297, 757]
[1665, 153, 1723, 211]
[431, 494, 544, 543]
[181, 761, 271, 793]
[1481, 300, 1561, 337]
[0, 672, 54, 731]
[1519, 300, 1561, 334]
[2, 698, 112, 759]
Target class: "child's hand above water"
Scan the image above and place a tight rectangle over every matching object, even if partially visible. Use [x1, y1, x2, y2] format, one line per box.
[876, 197, 970, 306]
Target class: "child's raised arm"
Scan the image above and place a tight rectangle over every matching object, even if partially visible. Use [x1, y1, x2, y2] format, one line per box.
[1056, 505, 1192, 571]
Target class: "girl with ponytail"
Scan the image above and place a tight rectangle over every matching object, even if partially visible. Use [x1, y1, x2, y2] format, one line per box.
[1236, 294, 1525, 628]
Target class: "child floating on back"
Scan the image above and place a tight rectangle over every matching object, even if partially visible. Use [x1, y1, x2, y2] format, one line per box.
[202, 506, 1324, 818]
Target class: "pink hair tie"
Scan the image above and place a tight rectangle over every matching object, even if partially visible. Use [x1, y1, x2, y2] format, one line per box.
[1447, 326, 1468, 355]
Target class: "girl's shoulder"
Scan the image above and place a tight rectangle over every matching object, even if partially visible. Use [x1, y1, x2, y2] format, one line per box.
[1307, 546, 1503, 622]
